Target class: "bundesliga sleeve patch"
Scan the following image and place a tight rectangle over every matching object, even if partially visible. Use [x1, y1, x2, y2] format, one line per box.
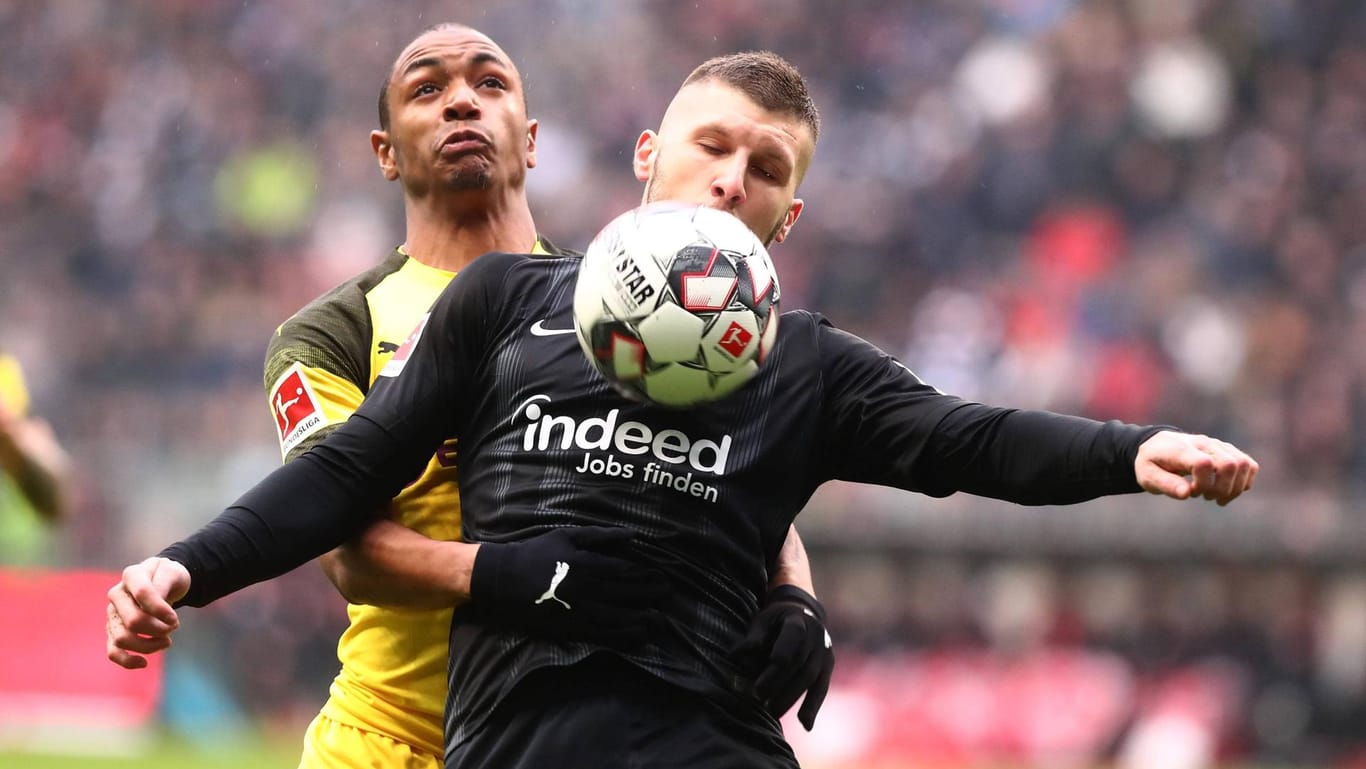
[269, 362, 327, 455]
[379, 312, 430, 378]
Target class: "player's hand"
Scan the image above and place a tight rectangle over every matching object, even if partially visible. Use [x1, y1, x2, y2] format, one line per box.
[1135, 430, 1258, 506]
[731, 585, 834, 731]
[469, 526, 667, 647]
[106, 556, 191, 669]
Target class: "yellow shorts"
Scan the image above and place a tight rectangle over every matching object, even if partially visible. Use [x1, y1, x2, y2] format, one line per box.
[298, 712, 441, 769]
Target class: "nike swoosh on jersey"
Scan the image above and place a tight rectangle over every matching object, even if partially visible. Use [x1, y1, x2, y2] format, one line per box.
[529, 320, 577, 336]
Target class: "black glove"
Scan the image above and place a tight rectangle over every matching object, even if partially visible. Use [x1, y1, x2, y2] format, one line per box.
[731, 585, 834, 731]
[469, 525, 666, 647]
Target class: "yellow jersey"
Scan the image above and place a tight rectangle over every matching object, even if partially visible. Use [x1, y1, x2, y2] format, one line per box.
[263, 241, 556, 755]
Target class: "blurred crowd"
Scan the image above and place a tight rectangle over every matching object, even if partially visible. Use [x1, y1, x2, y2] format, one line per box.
[2, 0, 1365, 765]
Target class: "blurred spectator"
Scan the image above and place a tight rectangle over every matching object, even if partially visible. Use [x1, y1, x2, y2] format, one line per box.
[0, 352, 70, 563]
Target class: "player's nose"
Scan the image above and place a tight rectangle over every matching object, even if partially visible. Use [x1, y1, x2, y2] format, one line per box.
[443, 82, 481, 121]
[711, 159, 747, 208]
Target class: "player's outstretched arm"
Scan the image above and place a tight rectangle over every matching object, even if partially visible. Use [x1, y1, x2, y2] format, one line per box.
[732, 526, 835, 731]
[320, 518, 476, 609]
[106, 557, 191, 669]
[1134, 430, 1258, 506]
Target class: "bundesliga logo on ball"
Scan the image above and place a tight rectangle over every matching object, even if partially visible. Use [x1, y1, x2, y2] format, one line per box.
[573, 202, 781, 407]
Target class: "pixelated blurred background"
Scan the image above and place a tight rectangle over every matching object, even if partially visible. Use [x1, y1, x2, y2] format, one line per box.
[3, 0, 1366, 767]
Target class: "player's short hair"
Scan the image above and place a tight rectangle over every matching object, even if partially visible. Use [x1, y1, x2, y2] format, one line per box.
[378, 75, 393, 131]
[378, 75, 392, 131]
[683, 51, 821, 142]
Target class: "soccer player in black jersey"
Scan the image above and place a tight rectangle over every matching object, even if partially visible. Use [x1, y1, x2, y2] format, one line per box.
[107, 26, 831, 769]
[107, 50, 1256, 768]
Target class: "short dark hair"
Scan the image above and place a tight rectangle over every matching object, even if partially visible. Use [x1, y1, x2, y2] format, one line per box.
[378, 75, 392, 131]
[682, 51, 821, 142]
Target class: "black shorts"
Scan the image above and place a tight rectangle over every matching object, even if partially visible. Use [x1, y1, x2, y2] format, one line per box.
[446, 653, 799, 769]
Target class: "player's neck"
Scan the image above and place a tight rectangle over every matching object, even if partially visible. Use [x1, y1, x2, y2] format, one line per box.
[403, 196, 538, 272]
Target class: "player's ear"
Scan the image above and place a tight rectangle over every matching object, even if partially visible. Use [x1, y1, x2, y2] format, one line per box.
[371, 130, 399, 181]
[771, 199, 804, 244]
[633, 130, 658, 183]
[525, 119, 539, 170]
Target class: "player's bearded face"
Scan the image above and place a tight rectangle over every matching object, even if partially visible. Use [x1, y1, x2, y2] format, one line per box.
[391, 130, 499, 194]
[385, 28, 534, 198]
[443, 157, 494, 190]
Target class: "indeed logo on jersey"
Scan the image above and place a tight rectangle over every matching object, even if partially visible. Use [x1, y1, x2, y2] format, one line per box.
[513, 395, 731, 502]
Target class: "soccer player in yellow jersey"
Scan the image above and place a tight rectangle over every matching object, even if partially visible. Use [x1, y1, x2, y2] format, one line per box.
[249, 23, 832, 769]
[265, 252, 541, 764]
[0, 353, 70, 563]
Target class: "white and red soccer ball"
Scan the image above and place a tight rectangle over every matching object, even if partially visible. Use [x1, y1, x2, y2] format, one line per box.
[573, 202, 780, 407]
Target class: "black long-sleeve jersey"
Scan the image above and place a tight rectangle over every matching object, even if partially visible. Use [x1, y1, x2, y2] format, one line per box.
[162, 250, 1161, 749]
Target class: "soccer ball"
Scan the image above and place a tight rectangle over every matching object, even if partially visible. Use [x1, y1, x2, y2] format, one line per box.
[572, 202, 780, 407]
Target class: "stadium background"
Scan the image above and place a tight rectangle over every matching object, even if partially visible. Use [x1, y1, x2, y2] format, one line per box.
[3, 0, 1366, 766]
